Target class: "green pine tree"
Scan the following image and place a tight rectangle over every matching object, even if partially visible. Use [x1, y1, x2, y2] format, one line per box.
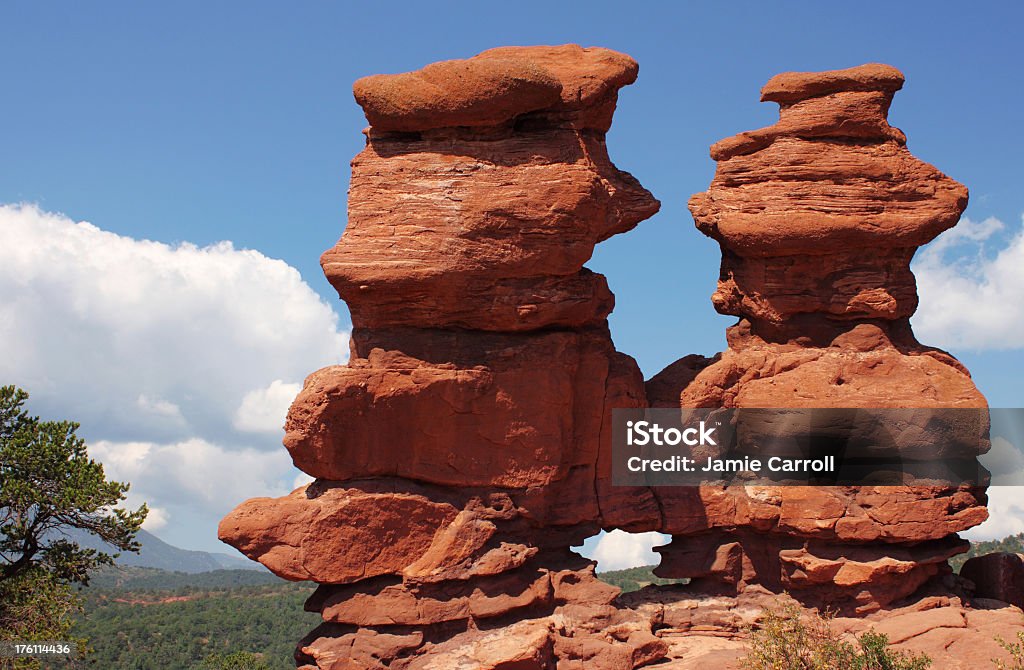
[1, 385, 147, 669]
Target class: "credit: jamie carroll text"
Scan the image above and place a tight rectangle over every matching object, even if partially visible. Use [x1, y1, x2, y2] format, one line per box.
[610, 407, 1012, 487]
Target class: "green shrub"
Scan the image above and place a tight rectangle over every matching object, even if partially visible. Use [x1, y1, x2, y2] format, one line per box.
[0, 568, 87, 670]
[200, 651, 271, 670]
[741, 603, 931, 670]
[994, 630, 1024, 670]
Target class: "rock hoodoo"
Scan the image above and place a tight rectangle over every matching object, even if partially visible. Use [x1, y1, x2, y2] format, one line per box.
[220, 44, 668, 669]
[219, 54, 1006, 669]
[648, 63, 989, 612]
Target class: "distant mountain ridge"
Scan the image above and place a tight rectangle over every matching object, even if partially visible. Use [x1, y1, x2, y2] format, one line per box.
[67, 528, 263, 573]
[85, 565, 281, 590]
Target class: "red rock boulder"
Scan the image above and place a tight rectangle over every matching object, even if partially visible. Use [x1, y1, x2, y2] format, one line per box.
[961, 552, 1024, 609]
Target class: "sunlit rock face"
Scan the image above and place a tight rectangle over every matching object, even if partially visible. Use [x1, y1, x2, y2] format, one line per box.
[220, 44, 670, 669]
[325, 45, 659, 333]
[218, 56, 993, 669]
[650, 63, 988, 613]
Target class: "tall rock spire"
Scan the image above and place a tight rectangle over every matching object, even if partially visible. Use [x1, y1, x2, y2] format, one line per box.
[649, 64, 988, 612]
[688, 64, 968, 344]
[219, 45, 669, 669]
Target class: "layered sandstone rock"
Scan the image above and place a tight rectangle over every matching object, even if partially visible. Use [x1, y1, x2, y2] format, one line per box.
[219, 56, 996, 668]
[326, 45, 657, 333]
[219, 44, 666, 669]
[649, 64, 989, 612]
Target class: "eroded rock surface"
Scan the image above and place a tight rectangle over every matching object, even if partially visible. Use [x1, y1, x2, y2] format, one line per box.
[623, 586, 1024, 669]
[219, 57, 1000, 668]
[327, 45, 657, 333]
[650, 63, 989, 612]
[220, 44, 664, 669]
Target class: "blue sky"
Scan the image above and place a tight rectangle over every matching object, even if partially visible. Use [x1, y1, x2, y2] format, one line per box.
[2, 2, 1022, 557]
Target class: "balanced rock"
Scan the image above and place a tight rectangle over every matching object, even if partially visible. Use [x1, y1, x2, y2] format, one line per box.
[221, 44, 665, 669]
[690, 64, 967, 333]
[327, 45, 658, 333]
[650, 63, 989, 611]
[220, 55, 996, 668]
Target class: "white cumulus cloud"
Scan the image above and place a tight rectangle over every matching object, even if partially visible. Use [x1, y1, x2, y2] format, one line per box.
[0, 203, 347, 445]
[0, 203, 347, 551]
[136, 394, 186, 424]
[293, 472, 315, 491]
[234, 379, 302, 434]
[142, 506, 170, 531]
[913, 215, 1024, 350]
[589, 530, 669, 572]
[962, 486, 1024, 541]
[90, 438, 294, 513]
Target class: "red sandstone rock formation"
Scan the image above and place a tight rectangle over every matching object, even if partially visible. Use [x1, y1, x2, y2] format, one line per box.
[326, 46, 656, 333]
[648, 63, 989, 612]
[219, 44, 667, 669]
[218, 55, 1005, 669]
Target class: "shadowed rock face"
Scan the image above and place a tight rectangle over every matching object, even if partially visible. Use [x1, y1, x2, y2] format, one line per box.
[649, 63, 989, 613]
[960, 552, 1024, 609]
[218, 57, 996, 668]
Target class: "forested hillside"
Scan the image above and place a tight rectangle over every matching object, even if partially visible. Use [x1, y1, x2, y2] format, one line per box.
[65, 534, 1023, 669]
[597, 565, 685, 593]
[85, 566, 280, 590]
[950, 531, 1024, 572]
[71, 571, 317, 670]
[69, 564, 675, 668]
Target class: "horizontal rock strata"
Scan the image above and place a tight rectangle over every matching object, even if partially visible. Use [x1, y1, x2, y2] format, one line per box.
[219, 57, 995, 668]
[220, 44, 666, 669]
[650, 63, 988, 612]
